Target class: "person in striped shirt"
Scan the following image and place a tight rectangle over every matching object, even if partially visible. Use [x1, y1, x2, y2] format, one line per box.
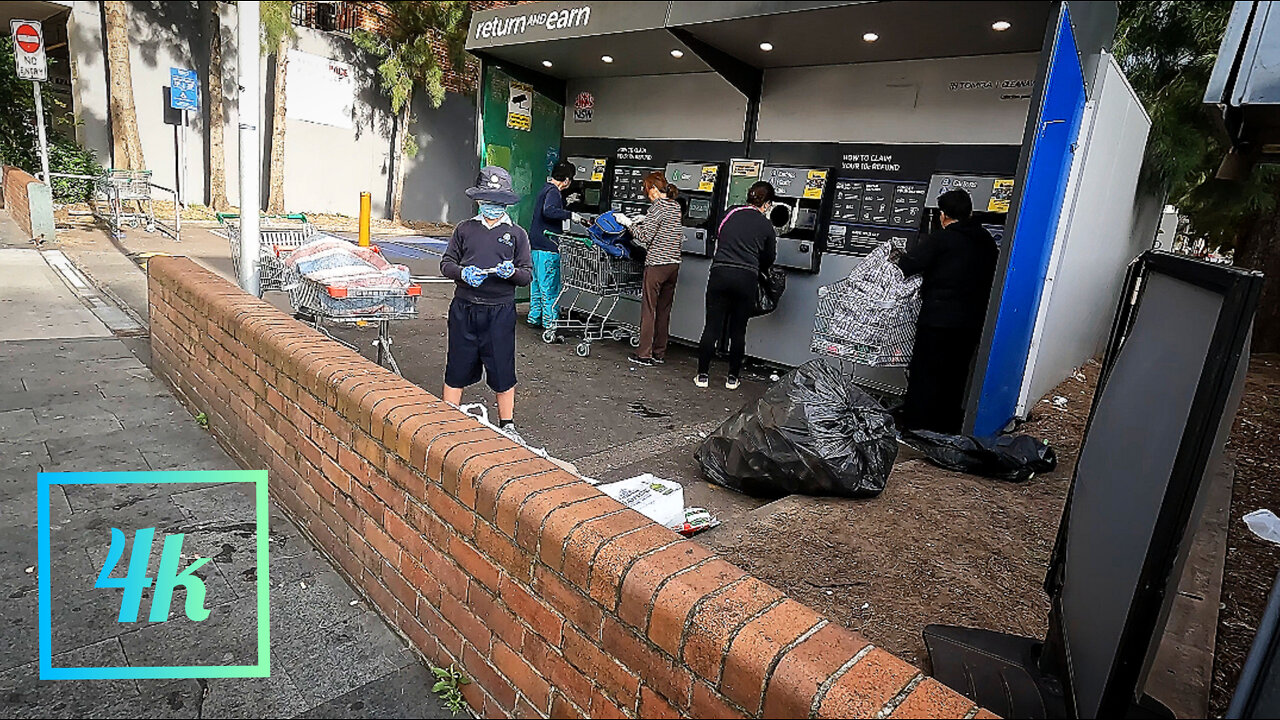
[617, 172, 683, 366]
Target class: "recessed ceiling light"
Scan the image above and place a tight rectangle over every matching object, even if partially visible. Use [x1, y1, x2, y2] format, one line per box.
[992, 20, 1012, 32]
[601, 55, 614, 63]
[670, 49, 684, 59]
[541, 60, 553, 68]
[863, 32, 879, 42]
[759, 42, 774, 52]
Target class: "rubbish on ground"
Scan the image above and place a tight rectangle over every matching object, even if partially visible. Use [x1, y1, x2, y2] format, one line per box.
[900, 429, 1057, 483]
[459, 403, 582, 476]
[1244, 509, 1280, 545]
[675, 507, 720, 536]
[1052, 395, 1069, 408]
[695, 359, 897, 498]
[597, 474, 685, 529]
[770, 372, 781, 382]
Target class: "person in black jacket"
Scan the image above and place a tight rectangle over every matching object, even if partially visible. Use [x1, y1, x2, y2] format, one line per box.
[895, 188, 998, 433]
[695, 181, 778, 390]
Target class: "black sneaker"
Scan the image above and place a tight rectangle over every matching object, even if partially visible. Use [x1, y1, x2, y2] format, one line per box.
[725, 376, 741, 390]
[628, 354, 656, 367]
[651, 357, 666, 365]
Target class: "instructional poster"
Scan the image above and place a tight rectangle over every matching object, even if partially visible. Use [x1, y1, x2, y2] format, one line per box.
[507, 81, 532, 131]
[988, 178, 1014, 212]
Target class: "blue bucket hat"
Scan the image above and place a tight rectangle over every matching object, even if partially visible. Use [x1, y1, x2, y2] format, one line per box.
[465, 166, 521, 206]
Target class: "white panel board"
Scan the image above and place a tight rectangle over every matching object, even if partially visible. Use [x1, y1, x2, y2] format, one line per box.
[564, 73, 747, 141]
[286, 49, 355, 129]
[1018, 53, 1154, 414]
[757, 53, 1040, 145]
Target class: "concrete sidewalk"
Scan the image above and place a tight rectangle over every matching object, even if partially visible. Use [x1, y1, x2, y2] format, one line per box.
[0, 214, 453, 718]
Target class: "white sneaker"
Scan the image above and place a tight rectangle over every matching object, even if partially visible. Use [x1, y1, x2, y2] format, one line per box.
[500, 424, 525, 446]
[725, 376, 741, 390]
[694, 374, 709, 388]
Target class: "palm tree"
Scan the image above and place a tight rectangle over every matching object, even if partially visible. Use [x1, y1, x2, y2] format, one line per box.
[102, 1, 145, 170]
[352, 1, 473, 223]
[262, 1, 296, 214]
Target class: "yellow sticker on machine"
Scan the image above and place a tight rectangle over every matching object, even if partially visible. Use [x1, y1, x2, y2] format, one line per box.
[698, 165, 719, 192]
[591, 158, 606, 182]
[988, 178, 1014, 212]
[803, 169, 828, 199]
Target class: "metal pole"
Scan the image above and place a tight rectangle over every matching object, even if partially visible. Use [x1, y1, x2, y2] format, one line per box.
[178, 109, 187, 206]
[237, 1, 261, 296]
[32, 81, 50, 183]
[359, 191, 371, 247]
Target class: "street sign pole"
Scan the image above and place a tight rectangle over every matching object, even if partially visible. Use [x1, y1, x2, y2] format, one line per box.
[32, 81, 49, 183]
[178, 109, 187, 207]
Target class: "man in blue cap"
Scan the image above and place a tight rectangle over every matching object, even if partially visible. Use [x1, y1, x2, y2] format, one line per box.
[439, 166, 533, 443]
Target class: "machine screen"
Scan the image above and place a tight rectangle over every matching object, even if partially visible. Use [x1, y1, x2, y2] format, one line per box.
[688, 197, 712, 221]
[584, 188, 601, 207]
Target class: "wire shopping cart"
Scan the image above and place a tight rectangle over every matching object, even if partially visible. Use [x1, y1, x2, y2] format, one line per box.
[219, 213, 315, 293]
[93, 169, 156, 235]
[283, 265, 421, 375]
[811, 242, 921, 369]
[543, 232, 644, 357]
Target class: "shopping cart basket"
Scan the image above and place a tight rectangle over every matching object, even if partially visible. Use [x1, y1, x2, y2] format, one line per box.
[284, 266, 421, 375]
[219, 213, 315, 292]
[93, 169, 156, 235]
[543, 232, 644, 357]
[811, 242, 921, 368]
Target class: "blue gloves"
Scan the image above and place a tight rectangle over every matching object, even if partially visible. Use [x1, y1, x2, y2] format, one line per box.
[461, 265, 485, 287]
[495, 260, 516, 279]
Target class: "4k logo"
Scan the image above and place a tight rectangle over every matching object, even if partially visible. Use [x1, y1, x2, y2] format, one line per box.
[95, 528, 211, 622]
[38, 470, 270, 680]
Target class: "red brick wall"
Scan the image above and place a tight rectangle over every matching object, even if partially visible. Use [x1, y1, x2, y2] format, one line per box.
[146, 257, 992, 720]
[2, 166, 38, 237]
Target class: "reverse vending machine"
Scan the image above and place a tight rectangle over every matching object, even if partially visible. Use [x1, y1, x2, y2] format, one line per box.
[665, 161, 725, 257]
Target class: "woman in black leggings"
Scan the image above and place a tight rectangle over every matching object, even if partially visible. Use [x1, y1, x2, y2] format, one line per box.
[696, 181, 777, 390]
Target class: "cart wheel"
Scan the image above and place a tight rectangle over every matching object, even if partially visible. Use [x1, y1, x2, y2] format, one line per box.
[630, 336, 640, 348]
[576, 342, 591, 357]
[542, 329, 557, 344]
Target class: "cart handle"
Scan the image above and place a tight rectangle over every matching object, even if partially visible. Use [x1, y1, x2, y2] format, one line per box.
[216, 212, 310, 223]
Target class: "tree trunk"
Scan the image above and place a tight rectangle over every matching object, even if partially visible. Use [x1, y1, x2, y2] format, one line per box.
[1234, 206, 1280, 354]
[102, 1, 145, 170]
[391, 95, 411, 224]
[207, 3, 229, 211]
[265, 35, 289, 214]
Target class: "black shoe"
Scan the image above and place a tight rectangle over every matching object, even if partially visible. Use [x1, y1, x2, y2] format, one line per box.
[651, 357, 666, 365]
[629, 354, 656, 367]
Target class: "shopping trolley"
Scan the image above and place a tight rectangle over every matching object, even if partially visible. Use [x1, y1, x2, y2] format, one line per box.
[811, 242, 921, 368]
[543, 232, 644, 357]
[283, 265, 421, 375]
[219, 213, 315, 293]
[93, 169, 156, 235]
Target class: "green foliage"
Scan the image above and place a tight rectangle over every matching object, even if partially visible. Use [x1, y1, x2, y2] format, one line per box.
[1114, 1, 1280, 251]
[0, 37, 102, 202]
[429, 663, 471, 716]
[352, 0, 473, 117]
[261, 0, 298, 54]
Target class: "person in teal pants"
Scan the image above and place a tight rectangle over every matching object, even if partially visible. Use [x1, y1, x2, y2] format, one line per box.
[527, 160, 581, 328]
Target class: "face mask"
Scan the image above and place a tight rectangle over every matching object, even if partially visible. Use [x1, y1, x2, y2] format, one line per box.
[478, 203, 506, 220]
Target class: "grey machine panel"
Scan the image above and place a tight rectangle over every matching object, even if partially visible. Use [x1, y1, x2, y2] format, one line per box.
[666, 161, 722, 256]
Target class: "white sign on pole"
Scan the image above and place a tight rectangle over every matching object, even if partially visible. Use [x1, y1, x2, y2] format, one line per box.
[10, 20, 47, 82]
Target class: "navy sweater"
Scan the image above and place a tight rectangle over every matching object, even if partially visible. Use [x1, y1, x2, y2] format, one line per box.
[529, 182, 572, 252]
[440, 217, 533, 305]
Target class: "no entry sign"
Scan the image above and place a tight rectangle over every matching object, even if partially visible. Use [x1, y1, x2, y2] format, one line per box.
[10, 20, 47, 82]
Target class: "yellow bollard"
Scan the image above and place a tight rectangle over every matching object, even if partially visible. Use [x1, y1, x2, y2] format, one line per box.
[359, 191, 371, 247]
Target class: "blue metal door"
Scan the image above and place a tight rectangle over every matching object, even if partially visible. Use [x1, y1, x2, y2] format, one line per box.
[973, 6, 1088, 436]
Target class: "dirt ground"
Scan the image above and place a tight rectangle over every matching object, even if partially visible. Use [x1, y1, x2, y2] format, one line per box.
[1210, 354, 1280, 715]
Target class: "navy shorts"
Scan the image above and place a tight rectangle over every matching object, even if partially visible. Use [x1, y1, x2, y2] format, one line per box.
[444, 298, 518, 393]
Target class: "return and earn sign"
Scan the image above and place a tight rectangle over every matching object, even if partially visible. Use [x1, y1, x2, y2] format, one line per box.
[10, 20, 47, 82]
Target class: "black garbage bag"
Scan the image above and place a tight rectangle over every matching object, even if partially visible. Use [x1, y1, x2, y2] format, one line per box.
[695, 360, 897, 498]
[752, 266, 788, 316]
[900, 429, 1057, 482]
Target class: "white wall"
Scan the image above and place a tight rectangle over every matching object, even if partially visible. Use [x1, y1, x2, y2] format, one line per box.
[757, 53, 1041, 145]
[564, 72, 747, 141]
[1018, 53, 1154, 414]
[67, 1, 474, 222]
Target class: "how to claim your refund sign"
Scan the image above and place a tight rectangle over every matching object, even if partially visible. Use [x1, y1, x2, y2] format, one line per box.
[10, 19, 47, 82]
